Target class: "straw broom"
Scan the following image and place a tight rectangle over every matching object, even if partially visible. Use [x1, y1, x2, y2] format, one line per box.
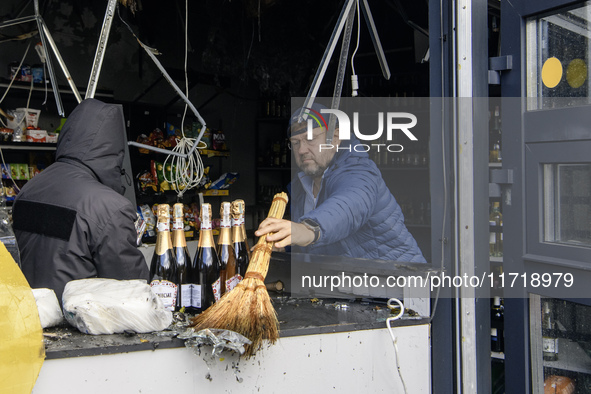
[190, 192, 288, 357]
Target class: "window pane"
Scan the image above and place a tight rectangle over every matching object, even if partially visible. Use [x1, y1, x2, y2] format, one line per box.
[543, 164, 591, 246]
[527, 3, 591, 109]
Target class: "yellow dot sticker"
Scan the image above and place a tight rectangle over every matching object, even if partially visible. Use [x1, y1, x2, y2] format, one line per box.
[566, 58, 587, 88]
[541, 57, 563, 88]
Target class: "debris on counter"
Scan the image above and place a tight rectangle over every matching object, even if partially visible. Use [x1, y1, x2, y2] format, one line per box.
[179, 328, 252, 358]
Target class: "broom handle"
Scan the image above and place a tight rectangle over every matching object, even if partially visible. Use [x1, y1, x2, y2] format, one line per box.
[246, 192, 288, 277]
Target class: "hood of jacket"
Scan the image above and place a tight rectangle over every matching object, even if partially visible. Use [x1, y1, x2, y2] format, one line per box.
[56, 99, 126, 195]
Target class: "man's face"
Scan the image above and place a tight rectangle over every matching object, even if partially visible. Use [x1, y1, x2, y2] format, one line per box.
[289, 126, 339, 178]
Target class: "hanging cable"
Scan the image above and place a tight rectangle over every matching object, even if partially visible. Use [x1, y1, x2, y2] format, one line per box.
[386, 298, 408, 394]
[118, 3, 207, 194]
[350, 0, 361, 97]
[162, 0, 204, 198]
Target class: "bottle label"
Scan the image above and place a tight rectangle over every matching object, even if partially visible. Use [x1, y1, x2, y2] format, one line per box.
[489, 233, 496, 244]
[180, 283, 192, 308]
[192, 284, 202, 309]
[150, 280, 177, 312]
[172, 218, 184, 231]
[201, 204, 213, 230]
[226, 274, 242, 292]
[157, 222, 170, 232]
[543, 337, 558, 354]
[212, 277, 221, 302]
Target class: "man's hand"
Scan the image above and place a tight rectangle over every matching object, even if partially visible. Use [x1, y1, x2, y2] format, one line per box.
[254, 218, 315, 248]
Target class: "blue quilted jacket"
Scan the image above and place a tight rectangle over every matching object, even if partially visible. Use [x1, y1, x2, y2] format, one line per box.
[291, 139, 427, 263]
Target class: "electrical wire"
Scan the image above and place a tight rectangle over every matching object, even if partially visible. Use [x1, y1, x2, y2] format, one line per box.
[0, 42, 31, 107]
[350, 0, 361, 76]
[386, 297, 408, 394]
[0, 42, 31, 128]
[350, 0, 361, 97]
[429, 0, 449, 325]
[117, 2, 206, 193]
[162, 0, 204, 198]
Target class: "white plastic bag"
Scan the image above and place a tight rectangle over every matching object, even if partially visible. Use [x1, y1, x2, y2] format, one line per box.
[32, 288, 64, 328]
[62, 278, 172, 335]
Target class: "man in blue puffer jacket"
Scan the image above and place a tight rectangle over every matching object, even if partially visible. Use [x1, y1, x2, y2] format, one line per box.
[255, 104, 426, 263]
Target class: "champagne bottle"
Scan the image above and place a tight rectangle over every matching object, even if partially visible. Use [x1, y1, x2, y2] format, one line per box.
[491, 296, 504, 353]
[193, 203, 221, 313]
[218, 202, 238, 294]
[542, 300, 559, 361]
[149, 204, 178, 312]
[489, 202, 503, 257]
[172, 203, 193, 312]
[231, 199, 250, 279]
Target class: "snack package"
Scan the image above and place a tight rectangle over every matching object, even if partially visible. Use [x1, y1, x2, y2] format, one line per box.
[17, 108, 41, 129]
[62, 278, 172, 335]
[1, 164, 10, 179]
[0, 127, 13, 142]
[155, 161, 170, 191]
[17, 164, 29, 180]
[139, 204, 156, 237]
[197, 166, 211, 189]
[209, 172, 239, 190]
[192, 124, 211, 148]
[165, 122, 180, 136]
[136, 170, 157, 195]
[26, 129, 47, 143]
[4, 186, 17, 201]
[134, 212, 146, 246]
[10, 165, 18, 180]
[136, 134, 150, 154]
[6, 109, 26, 141]
[212, 129, 227, 151]
[149, 128, 166, 149]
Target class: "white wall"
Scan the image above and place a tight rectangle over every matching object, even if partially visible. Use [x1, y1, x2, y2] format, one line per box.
[33, 325, 431, 394]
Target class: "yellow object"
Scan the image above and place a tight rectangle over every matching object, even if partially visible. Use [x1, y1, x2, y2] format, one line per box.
[566, 58, 587, 88]
[542, 57, 563, 88]
[0, 242, 45, 393]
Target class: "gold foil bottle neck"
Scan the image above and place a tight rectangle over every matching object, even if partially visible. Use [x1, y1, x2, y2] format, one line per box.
[157, 204, 171, 223]
[230, 199, 245, 220]
[218, 226, 232, 245]
[173, 227, 187, 248]
[232, 222, 245, 243]
[156, 204, 171, 233]
[155, 204, 173, 254]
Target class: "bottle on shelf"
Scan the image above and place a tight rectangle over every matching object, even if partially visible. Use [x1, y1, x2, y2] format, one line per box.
[280, 138, 289, 167]
[231, 199, 251, 279]
[542, 300, 559, 361]
[172, 203, 193, 312]
[193, 203, 221, 313]
[489, 202, 503, 257]
[217, 202, 238, 294]
[491, 296, 504, 353]
[272, 140, 282, 167]
[489, 105, 502, 163]
[489, 141, 502, 164]
[149, 204, 178, 312]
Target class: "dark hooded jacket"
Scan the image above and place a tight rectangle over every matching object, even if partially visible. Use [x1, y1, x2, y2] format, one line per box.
[13, 99, 149, 300]
[291, 138, 426, 263]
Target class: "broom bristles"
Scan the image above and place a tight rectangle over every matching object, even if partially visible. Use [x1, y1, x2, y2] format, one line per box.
[190, 192, 288, 357]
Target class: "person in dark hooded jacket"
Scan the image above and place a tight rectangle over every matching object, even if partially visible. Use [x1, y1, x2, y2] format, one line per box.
[255, 104, 426, 263]
[13, 98, 149, 301]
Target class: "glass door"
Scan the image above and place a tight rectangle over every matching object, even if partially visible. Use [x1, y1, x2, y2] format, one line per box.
[501, 1, 591, 392]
